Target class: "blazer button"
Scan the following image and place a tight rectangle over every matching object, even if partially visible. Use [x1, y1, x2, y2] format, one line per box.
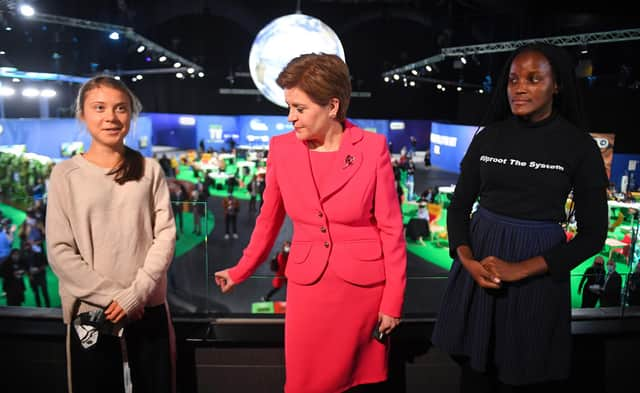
[317, 211, 323, 218]
[320, 226, 327, 233]
[324, 241, 330, 248]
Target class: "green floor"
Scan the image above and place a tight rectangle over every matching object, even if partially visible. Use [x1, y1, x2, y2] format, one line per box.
[0, 204, 214, 308]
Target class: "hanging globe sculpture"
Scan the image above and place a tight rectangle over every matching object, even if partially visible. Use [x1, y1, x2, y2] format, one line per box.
[249, 13, 345, 108]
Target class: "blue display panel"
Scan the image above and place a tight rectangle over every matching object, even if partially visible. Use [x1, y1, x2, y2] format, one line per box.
[429, 122, 478, 174]
[0, 116, 152, 159]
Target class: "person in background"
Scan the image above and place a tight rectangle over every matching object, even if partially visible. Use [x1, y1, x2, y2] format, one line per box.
[45, 75, 176, 393]
[1, 248, 26, 306]
[599, 258, 622, 307]
[627, 262, 640, 306]
[24, 241, 50, 307]
[222, 193, 239, 239]
[431, 43, 608, 391]
[0, 219, 16, 264]
[577, 256, 605, 308]
[262, 240, 290, 301]
[214, 53, 406, 393]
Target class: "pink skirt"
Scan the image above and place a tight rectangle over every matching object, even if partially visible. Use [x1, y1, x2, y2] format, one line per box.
[284, 263, 388, 393]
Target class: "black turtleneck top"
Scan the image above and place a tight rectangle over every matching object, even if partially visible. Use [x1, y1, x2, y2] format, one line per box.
[447, 112, 609, 279]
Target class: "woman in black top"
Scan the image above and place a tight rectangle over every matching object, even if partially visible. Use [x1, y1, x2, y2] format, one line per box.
[431, 43, 608, 390]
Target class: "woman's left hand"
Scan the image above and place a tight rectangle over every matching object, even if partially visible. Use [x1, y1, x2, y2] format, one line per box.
[377, 312, 401, 336]
[480, 256, 526, 282]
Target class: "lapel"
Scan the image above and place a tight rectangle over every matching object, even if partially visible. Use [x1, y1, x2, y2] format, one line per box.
[319, 122, 364, 202]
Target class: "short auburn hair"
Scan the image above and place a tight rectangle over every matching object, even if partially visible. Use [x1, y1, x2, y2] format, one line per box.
[276, 53, 351, 122]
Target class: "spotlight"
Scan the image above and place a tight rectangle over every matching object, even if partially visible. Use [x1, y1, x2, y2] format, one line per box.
[456, 86, 462, 92]
[436, 84, 443, 90]
[22, 88, 39, 97]
[478, 89, 484, 94]
[383, 76, 390, 82]
[173, 62, 181, 68]
[109, 32, 120, 40]
[392, 74, 399, 80]
[187, 67, 195, 74]
[11, 78, 20, 83]
[425, 65, 433, 72]
[409, 81, 416, 87]
[176, 72, 184, 79]
[19, 5, 35, 17]
[460, 56, 467, 65]
[135, 74, 143, 80]
[5, 27, 12, 31]
[0, 51, 5, 55]
[114, 76, 121, 80]
[197, 72, 205, 78]
[40, 89, 56, 98]
[145, 56, 152, 62]
[0, 86, 15, 96]
[136, 45, 146, 53]
[158, 56, 167, 62]
[411, 69, 418, 76]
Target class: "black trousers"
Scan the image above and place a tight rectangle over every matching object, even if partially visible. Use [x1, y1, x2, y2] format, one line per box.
[225, 214, 237, 234]
[29, 273, 50, 307]
[68, 304, 173, 393]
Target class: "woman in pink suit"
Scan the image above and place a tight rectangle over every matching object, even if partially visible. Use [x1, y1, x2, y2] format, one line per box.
[214, 53, 406, 392]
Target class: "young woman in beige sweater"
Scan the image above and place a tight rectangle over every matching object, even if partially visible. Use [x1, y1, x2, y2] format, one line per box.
[46, 76, 176, 393]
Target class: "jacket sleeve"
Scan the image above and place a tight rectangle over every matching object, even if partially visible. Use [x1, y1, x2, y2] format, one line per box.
[113, 162, 177, 314]
[45, 166, 125, 308]
[374, 137, 407, 318]
[229, 138, 286, 283]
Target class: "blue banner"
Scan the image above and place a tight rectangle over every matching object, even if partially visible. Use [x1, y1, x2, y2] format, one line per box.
[430, 122, 478, 174]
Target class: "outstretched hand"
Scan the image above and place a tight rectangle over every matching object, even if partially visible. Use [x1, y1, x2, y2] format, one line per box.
[214, 269, 236, 293]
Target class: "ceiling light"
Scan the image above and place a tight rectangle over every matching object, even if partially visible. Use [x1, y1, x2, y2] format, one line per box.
[109, 32, 120, 40]
[22, 88, 40, 97]
[197, 72, 205, 78]
[19, 5, 35, 17]
[158, 56, 167, 62]
[41, 89, 56, 98]
[136, 45, 146, 53]
[173, 62, 182, 68]
[425, 65, 433, 72]
[0, 86, 15, 96]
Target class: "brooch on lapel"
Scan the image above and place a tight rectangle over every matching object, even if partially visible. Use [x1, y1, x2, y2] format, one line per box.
[343, 155, 355, 169]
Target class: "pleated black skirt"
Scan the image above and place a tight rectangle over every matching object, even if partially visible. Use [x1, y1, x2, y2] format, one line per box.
[431, 206, 569, 385]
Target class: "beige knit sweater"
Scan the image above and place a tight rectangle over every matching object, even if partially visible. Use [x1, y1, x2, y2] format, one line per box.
[46, 154, 176, 324]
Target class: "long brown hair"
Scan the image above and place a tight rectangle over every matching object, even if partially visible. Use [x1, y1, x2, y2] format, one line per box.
[76, 75, 144, 184]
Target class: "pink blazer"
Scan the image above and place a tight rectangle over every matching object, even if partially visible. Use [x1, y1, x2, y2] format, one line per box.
[228, 121, 406, 317]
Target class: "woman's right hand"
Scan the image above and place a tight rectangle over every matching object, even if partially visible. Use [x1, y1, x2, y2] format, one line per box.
[457, 245, 501, 289]
[214, 269, 236, 293]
